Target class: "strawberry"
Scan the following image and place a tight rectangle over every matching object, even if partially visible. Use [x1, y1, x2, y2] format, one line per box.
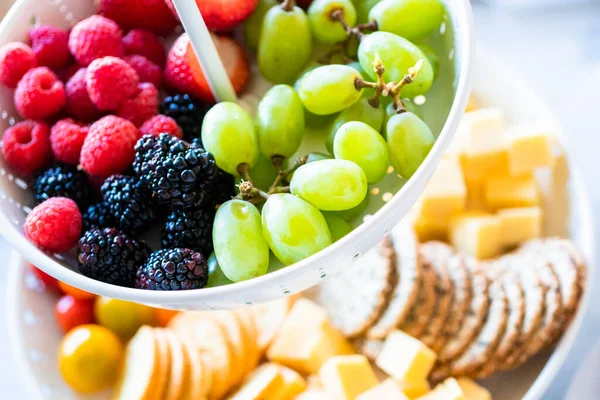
[98, 0, 179, 35]
[164, 33, 250, 103]
[165, 0, 258, 32]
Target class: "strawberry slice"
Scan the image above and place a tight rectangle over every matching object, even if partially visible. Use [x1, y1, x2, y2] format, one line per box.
[165, 0, 258, 32]
[164, 33, 250, 103]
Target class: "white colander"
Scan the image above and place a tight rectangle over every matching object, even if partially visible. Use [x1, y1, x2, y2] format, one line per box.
[0, 0, 474, 309]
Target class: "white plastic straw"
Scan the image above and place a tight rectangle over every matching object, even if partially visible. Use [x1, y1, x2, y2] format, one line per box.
[170, 0, 238, 103]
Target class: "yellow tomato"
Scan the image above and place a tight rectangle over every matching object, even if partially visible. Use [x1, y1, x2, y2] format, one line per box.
[94, 297, 156, 340]
[58, 324, 123, 394]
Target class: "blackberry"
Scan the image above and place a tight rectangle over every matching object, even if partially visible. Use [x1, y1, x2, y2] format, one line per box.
[78, 228, 150, 287]
[135, 248, 208, 290]
[133, 134, 217, 210]
[159, 93, 209, 142]
[82, 202, 116, 231]
[33, 164, 93, 208]
[101, 175, 156, 235]
[162, 208, 214, 254]
[191, 139, 235, 209]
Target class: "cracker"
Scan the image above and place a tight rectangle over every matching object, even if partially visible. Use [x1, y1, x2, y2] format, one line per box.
[153, 328, 171, 400]
[209, 311, 247, 388]
[163, 329, 188, 400]
[313, 233, 397, 338]
[353, 337, 384, 361]
[400, 258, 437, 338]
[253, 296, 295, 353]
[233, 309, 261, 375]
[179, 332, 209, 400]
[437, 256, 490, 363]
[419, 242, 455, 349]
[367, 222, 422, 339]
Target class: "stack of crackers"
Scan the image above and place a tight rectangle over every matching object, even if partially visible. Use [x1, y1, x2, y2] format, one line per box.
[311, 221, 586, 381]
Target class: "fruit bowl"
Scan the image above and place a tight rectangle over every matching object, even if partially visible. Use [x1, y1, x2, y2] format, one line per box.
[0, 0, 474, 308]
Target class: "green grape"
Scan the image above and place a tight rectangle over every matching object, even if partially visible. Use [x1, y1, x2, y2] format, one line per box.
[369, 0, 444, 41]
[258, 4, 312, 84]
[345, 35, 360, 59]
[346, 61, 366, 75]
[236, 153, 278, 191]
[417, 43, 440, 79]
[206, 253, 233, 287]
[308, 0, 357, 44]
[297, 64, 363, 115]
[324, 213, 353, 242]
[335, 193, 369, 221]
[262, 193, 332, 265]
[333, 121, 389, 184]
[202, 102, 259, 175]
[326, 96, 384, 153]
[213, 200, 270, 282]
[244, 0, 278, 51]
[358, 31, 434, 98]
[294, 63, 339, 126]
[306, 152, 333, 163]
[257, 85, 305, 160]
[352, 0, 380, 23]
[386, 111, 434, 179]
[290, 159, 367, 211]
[384, 99, 421, 127]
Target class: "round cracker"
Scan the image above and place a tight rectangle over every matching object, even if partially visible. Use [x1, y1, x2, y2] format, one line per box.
[179, 333, 208, 400]
[254, 297, 294, 353]
[400, 260, 437, 338]
[367, 223, 422, 339]
[209, 311, 247, 388]
[233, 309, 261, 376]
[153, 328, 172, 400]
[163, 329, 188, 400]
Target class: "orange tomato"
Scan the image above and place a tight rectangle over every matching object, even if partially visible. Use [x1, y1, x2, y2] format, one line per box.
[58, 281, 96, 300]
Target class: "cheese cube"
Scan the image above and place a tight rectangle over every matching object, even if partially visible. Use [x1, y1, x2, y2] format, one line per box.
[295, 390, 330, 400]
[540, 141, 570, 237]
[375, 330, 437, 383]
[484, 175, 540, 211]
[397, 379, 431, 399]
[456, 378, 491, 400]
[420, 156, 467, 218]
[450, 212, 502, 260]
[464, 107, 506, 141]
[319, 355, 379, 400]
[356, 379, 410, 400]
[505, 125, 555, 175]
[271, 365, 306, 400]
[228, 363, 284, 400]
[415, 378, 465, 400]
[497, 207, 542, 247]
[414, 212, 450, 242]
[445, 119, 471, 157]
[465, 179, 487, 211]
[465, 96, 479, 112]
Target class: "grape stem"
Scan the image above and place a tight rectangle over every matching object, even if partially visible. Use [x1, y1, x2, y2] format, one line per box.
[390, 59, 424, 113]
[280, 0, 295, 12]
[319, 44, 354, 65]
[331, 9, 366, 41]
[268, 155, 307, 192]
[237, 163, 253, 183]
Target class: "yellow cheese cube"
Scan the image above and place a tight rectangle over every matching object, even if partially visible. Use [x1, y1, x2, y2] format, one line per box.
[456, 378, 491, 400]
[319, 355, 379, 400]
[445, 119, 471, 157]
[420, 156, 467, 218]
[484, 175, 540, 211]
[228, 363, 284, 400]
[464, 107, 506, 141]
[415, 378, 465, 400]
[414, 207, 450, 242]
[541, 141, 570, 237]
[465, 96, 479, 112]
[356, 379, 410, 400]
[505, 125, 555, 175]
[450, 211, 502, 260]
[271, 365, 306, 400]
[497, 207, 542, 247]
[375, 330, 437, 383]
[397, 379, 431, 399]
[465, 179, 487, 211]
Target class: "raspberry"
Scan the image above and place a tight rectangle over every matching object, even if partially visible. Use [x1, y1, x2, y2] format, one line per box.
[25, 197, 82, 253]
[80, 115, 140, 177]
[117, 82, 159, 127]
[122, 29, 165, 66]
[86, 56, 139, 111]
[1, 120, 51, 176]
[29, 25, 71, 70]
[14, 67, 66, 119]
[139, 115, 183, 139]
[64, 68, 101, 122]
[122, 55, 161, 88]
[98, 0, 179, 36]
[50, 118, 89, 165]
[68, 15, 124, 67]
[0, 42, 37, 88]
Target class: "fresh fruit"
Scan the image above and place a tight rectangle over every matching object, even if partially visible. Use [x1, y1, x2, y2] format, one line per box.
[31, 265, 61, 293]
[122, 55, 162, 88]
[80, 115, 140, 177]
[122, 29, 166, 66]
[207, 252, 233, 287]
[50, 119, 89, 166]
[57, 282, 96, 300]
[25, 197, 82, 253]
[68, 15, 124, 66]
[133, 134, 217, 210]
[14, 66, 66, 119]
[201, 102, 259, 175]
[94, 297, 155, 339]
[258, 1, 312, 84]
[56, 295, 96, 333]
[297, 64, 363, 115]
[290, 159, 368, 211]
[384, 99, 421, 128]
[333, 121, 390, 184]
[386, 111, 434, 178]
[262, 193, 332, 265]
[28, 25, 70, 70]
[418, 43, 440, 79]
[335, 192, 369, 221]
[358, 31, 434, 98]
[205, 167, 237, 209]
[165, 33, 250, 103]
[244, 0, 278, 51]
[86, 56, 139, 111]
[116, 82, 160, 127]
[352, 0, 380, 23]
[82, 202, 115, 232]
[241, 152, 279, 191]
[327, 97, 385, 153]
[324, 213, 353, 241]
[154, 308, 179, 327]
[1, 120, 51, 176]
[99, 0, 179, 35]
[256, 85, 305, 160]
[33, 164, 93, 208]
[59, 324, 123, 394]
[213, 200, 270, 282]
[139, 115, 183, 139]
[162, 207, 214, 254]
[369, 0, 444, 41]
[307, 0, 357, 44]
[167, 0, 259, 31]
[78, 228, 150, 287]
[0, 42, 37, 88]
[64, 68, 101, 122]
[307, 152, 333, 163]
[101, 175, 156, 235]
[135, 248, 209, 290]
[160, 93, 209, 142]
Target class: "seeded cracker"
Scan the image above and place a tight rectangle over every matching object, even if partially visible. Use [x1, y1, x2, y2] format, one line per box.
[400, 258, 437, 338]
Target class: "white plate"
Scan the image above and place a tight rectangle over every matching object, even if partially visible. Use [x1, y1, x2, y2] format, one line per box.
[5, 48, 596, 399]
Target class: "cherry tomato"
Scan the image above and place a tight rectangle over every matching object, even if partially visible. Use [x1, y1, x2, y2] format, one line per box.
[55, 295, 95, 333]
[154, 308, 179, 327]
[30, 265, 61, 293]
[94, 297, 156, 340]
[58, 281, 96, 300]
[59, 324, 123, 394]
